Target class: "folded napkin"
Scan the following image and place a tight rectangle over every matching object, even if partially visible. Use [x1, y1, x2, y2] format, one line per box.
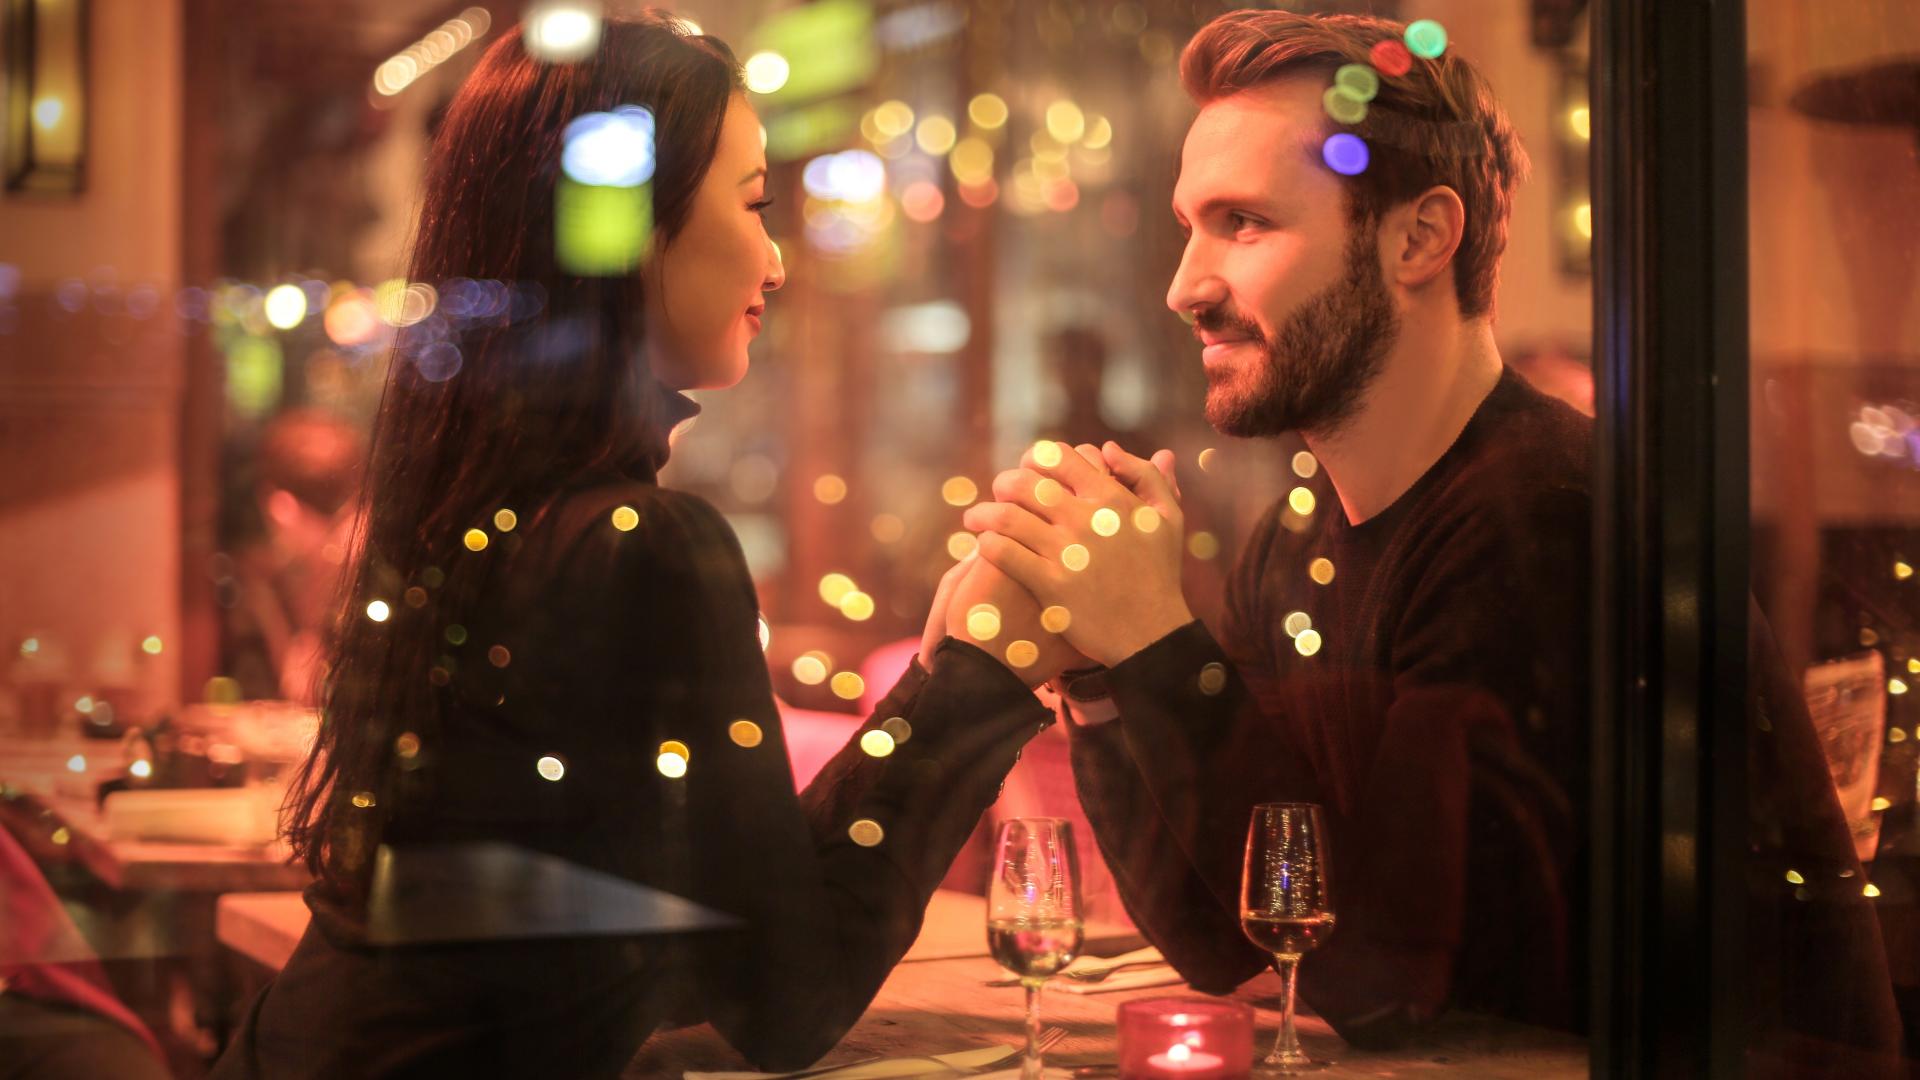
[1056, 964, 1186, 995]
[686, 1044, 1017, 1080]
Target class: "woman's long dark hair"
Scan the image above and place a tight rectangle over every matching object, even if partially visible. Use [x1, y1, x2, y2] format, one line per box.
[284, 13, 743, 888]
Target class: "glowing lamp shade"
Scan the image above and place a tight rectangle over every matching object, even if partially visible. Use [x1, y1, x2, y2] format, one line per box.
[5, 0, 89, 193]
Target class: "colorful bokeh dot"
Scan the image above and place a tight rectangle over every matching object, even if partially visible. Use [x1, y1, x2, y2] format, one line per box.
[1370, 39, 1413, 77]
[1405, 19, 1448, 59]
[1322, 134, 1370, 176]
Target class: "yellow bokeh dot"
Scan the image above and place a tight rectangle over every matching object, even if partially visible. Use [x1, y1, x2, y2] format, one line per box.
[848, 818, 885, 847]
[1188, 532, 1220, 560]
[405, 586, 429, 608]
[464, 527, 490, 550]
[818, 572, 857, 607]
[968, 92, 1008, 129]
[1888, 726, 1906, 744]
[610, 506, 639, 532]
[729, 720, 764, 748]
[967, 603, 1003, 641]
[860, 729, 896, 757]
[1198, 662, 1227, 696]
[831, 671, 866, 700]
[839, 591, 876, 621]
[1865, 882, 1882, 897]
[1872, 796, 1893, 812]
[1909, 658, 1920, 675]
[1034, 478, 1065, 507]
[1785, 869, 1805, 885]
[1309, 557, 1336, 585]
[351, 791, 376, 808]
[659, 739, 690, 761]
[1006, 640, 1040, 668]
[130, 759, 153, 779]
[1198, 448, 1218, 473]
[881, 716, 913, 744]
[494, 508, 518, 532]
[793, 653, 830, 685]
[916, 114, 958, 155]
[1133, 506, 1162, 534]
[445, 624, 468, 645]
[656, 751, 687, 779]
[948, 531, 979, 560]
[366, 600, 391, 622]
[1891, 679, 1910, 696]
[942, 476, 979, 506]
[1295, 629, 1324, 657]
[141, 635, 165, 655]
[395, 732, 421, 759]
[1031, 440, 1064, 468]
[1283, 611, 1313, 639]
[51, 826, 70, 845]
[1895, 560, 1914, 580]
[1040, 605, 1072, 634]
[488, 645, 511, 668]
[1288, 487, 1317, 516]
[537, 755, 566, 781]
[1090, 508, 1121, 536]
[813, 474, 848, 505]
[1062, 544, 1091, 572]
[1292, 451, 1319, 478]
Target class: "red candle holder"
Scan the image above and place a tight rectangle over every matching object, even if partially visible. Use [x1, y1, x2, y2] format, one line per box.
[1116, 997, 1254, 1079]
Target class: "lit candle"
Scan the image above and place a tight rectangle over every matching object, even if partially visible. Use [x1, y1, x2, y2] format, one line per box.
[1117, 997, 1252, 1079]
[1146, 1042, 1227, 1074]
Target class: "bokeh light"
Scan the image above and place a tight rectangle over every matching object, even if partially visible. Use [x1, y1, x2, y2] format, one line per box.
[1322, 133, 1370, 176]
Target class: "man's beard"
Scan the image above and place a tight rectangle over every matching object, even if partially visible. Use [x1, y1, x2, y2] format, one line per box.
[1199, 229, 1399, 440]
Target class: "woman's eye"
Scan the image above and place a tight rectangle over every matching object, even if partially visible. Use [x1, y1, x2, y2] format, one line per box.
[749, 198, 775, 217]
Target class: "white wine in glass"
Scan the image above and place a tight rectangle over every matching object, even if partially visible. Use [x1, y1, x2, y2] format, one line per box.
[1241, 802, 1335, 1073]
[989, 818, 1082, 1080]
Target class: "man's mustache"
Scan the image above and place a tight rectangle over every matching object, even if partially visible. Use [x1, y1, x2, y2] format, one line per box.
[1192, 306, 1266, 344]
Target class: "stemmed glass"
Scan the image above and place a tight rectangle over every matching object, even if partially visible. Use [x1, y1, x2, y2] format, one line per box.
[988, 818, 1083, 1080]
[1241, 803, 1336, 1073]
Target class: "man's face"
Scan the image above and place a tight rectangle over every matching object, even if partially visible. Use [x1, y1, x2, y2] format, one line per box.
[1167, 78, 1399, 439]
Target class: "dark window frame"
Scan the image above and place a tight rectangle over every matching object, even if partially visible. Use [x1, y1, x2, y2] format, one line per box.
[1590, 0, 1752, 1075]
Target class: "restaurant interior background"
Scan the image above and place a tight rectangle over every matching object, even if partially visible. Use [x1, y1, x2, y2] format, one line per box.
[0, 0, 1915, 1074]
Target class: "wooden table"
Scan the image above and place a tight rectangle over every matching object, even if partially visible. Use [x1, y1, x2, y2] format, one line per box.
[214, 887, 1586, 1078]
[625, 893, 1588, 1079]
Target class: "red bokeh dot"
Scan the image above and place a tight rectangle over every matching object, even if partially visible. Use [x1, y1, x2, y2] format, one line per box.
[1370, 39, 1413, 78]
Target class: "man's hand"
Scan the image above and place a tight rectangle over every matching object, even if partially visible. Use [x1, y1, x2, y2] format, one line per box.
[962, 440, 1193, 668]
[944, 556, 1091, 687]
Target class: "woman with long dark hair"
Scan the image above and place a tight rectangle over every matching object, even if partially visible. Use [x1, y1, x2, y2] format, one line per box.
[214, 14, 1054, 1077]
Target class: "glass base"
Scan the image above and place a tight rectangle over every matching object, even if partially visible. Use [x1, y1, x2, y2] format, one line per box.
[1253, 1058, 1332, 1075]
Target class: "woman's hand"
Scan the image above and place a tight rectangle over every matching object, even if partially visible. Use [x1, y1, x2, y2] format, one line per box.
[919, 551, 977, 669]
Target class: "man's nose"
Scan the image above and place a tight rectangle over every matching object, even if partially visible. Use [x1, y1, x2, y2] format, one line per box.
[1166, 239, 1224, 314]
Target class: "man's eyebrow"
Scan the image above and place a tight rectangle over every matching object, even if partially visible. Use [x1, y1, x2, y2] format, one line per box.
[739, 166, 767, 184]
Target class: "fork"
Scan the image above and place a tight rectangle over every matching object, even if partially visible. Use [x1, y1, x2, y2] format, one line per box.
[944, 1026, 1068, 1076]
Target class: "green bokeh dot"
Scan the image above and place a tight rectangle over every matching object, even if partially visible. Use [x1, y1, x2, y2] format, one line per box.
[1334, 64, 1380, 103]
[1322, 86, 1368, 125]
[1405, 19, 1448, 59]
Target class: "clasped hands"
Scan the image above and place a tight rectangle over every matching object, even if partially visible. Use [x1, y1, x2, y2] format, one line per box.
[920, 441, 1195, 687]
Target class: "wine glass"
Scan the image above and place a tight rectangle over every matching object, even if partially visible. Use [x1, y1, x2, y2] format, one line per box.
[988, 818, 1083, 1080]
[1241, 803, 1335, 1073]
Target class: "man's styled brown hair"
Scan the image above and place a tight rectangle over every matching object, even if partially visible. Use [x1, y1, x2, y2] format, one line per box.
[1181, 11, 1529, 319]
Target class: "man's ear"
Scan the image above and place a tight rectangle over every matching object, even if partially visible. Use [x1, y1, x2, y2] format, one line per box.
[1385, 185, 1465, 294]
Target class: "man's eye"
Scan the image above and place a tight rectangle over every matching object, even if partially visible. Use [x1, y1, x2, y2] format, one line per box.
[1230, 212, 1261, 231]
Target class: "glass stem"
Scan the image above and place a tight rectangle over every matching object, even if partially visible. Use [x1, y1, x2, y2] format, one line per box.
[1265, 955, 1305, 1066]
[1022, 978, 1044, 1080]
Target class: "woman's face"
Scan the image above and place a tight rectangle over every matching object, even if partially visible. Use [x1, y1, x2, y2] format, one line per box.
[645, 94, 785, 390]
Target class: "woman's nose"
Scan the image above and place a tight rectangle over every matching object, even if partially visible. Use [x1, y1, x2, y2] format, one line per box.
[763, 237, 786, 292]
